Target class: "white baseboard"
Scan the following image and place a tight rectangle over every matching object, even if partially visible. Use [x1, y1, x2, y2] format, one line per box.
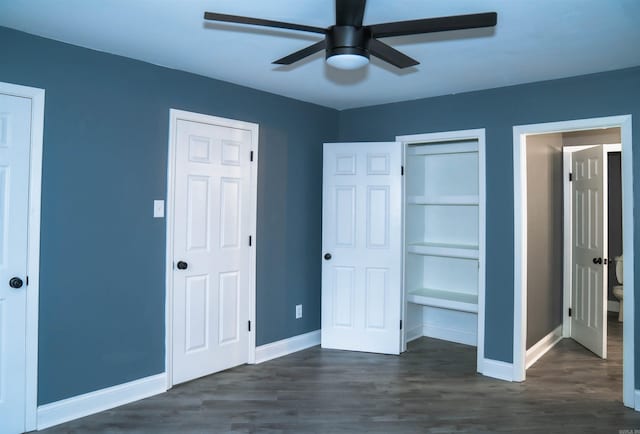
[525, 325, 563, 369]
[423, 323, 476, 347]
[405, 324, 423, 343]
[255, 329, 320, 364]
[37, 373, 167, 430]
[608, 300, 620, 313]
[482, 359, 514, 382]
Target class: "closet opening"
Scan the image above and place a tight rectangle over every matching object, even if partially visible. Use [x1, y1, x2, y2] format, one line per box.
[397, 129, 486, 374]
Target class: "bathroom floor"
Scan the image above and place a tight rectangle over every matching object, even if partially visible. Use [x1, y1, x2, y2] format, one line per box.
[38, 313, 633, 434]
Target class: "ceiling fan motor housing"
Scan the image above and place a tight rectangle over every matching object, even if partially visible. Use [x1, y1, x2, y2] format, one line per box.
[326, 26, 371, 60]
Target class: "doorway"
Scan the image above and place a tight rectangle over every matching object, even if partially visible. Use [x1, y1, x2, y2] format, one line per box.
[513, 115, 634, 407]
[0, 81, 45, 433]
[165, 109, 259, 387]
[397, 129, 486, 375]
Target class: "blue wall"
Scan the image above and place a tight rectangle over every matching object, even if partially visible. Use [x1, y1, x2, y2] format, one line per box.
[3, 23, 640, 405]
[339, 67, 640, 373]
[0, 26, 337, 405]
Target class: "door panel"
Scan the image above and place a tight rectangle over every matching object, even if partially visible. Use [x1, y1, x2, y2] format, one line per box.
[335, 186, 356, 247]
[322, 142, 402, 354]
[219, 271, 239, 345]
[0, 93, 32, 433]
[172, 118, 252, 385]
[571, 145, 607, 358]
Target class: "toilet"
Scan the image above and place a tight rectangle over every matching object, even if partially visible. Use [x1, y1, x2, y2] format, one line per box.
[613, 255, 624, 322]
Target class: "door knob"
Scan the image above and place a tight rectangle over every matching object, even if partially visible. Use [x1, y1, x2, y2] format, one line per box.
[9, 277, 23, 289]
[592, 257, 603, 265]
[176, 261, 188, 270]
[324, 253, 332, 260]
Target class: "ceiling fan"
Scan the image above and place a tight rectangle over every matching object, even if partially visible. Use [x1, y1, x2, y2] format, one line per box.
[204, 0, 497, 70]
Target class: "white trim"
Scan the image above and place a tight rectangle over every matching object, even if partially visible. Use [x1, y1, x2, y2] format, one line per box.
[37, 373, 166, 430]
[603, 143, 623, 153]
[247, 120, 259, 365]
[254, 330, 321, 364]
[405, 324, 423, 344]
[400, 148, 407, 353]
[608, 300, 620, 313]
[620, 116, 634, 408]
[396, 128, 486, 374]
[562, 147, 573, 338]
[513, 115, 634, 407]
[396, 128, 487, 144]
[165, 110, 177, 390]
[477, 131, 487, 374]
[635, 390, 640, 412]
[0, 81, 45, 432]
[482, 359, 514, 382]
[525, 325, 563, 369]
[422, 323, 476, 347]
[513, 124, 528, 382]
[165, 109, 259, 388]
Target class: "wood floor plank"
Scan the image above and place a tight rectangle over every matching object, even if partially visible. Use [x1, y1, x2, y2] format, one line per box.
[37, 314, 639, 433]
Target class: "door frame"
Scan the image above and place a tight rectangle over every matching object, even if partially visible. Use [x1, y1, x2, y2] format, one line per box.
[512, 115, 634, 407]
[164, 109, 259, 389]
[396, 128, 486, 374]
[562, 143, 622, 339]
[0, 81, 45, 431]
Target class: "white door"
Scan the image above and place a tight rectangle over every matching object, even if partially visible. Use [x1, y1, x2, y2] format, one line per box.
[571, 145, 607, 358]
[172, 116, 253, 385]
[0, 93, 32, 433]
[321, 142, 402, 354]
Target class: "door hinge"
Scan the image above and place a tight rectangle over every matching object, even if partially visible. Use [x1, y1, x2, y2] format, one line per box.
[250, 151, 254, 162]
[569, 172, 573, 181]
[400, 320, 403, 330]
[248, 320, 251, 332]
[249, 235, 252, 246]
[401, 166, 404, 176]
[568, 307, 572, 317]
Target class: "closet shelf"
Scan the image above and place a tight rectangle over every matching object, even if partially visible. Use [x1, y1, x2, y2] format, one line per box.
[407, 242, 479, 259]
[407, 195, 479, 206]
[407, 288, 478, 313]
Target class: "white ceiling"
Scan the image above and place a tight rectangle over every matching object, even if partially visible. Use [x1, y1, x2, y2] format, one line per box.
[1, 1, 639, 110]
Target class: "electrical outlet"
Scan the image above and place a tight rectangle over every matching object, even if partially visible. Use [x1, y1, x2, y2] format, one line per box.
[153, 200, 165, 218]
[295, 304, 302, 319]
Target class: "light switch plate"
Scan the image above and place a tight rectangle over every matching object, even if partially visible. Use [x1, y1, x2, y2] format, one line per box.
[154, 200, 165, 218]
[295, 304, 302, 319]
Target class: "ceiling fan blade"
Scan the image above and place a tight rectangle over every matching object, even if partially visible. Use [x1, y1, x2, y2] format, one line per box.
[273, 40, 327, 65]
[336, 0, 367, 26]
[369, 12, 497, 38]
[368, 39, 419, 69]
[204, 12, 326, 35]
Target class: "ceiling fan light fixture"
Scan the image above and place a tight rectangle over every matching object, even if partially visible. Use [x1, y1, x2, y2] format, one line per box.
[325, 26, 370, 70]
[326, 53, 369, 70]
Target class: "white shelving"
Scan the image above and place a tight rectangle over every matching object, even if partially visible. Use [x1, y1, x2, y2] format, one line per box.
[407, 288, 478, 313]
[407, 242, 479, 259]
[404, 139, 480, 332]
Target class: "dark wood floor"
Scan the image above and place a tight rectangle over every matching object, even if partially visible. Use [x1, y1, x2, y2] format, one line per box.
[39, 315, 640, 433]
